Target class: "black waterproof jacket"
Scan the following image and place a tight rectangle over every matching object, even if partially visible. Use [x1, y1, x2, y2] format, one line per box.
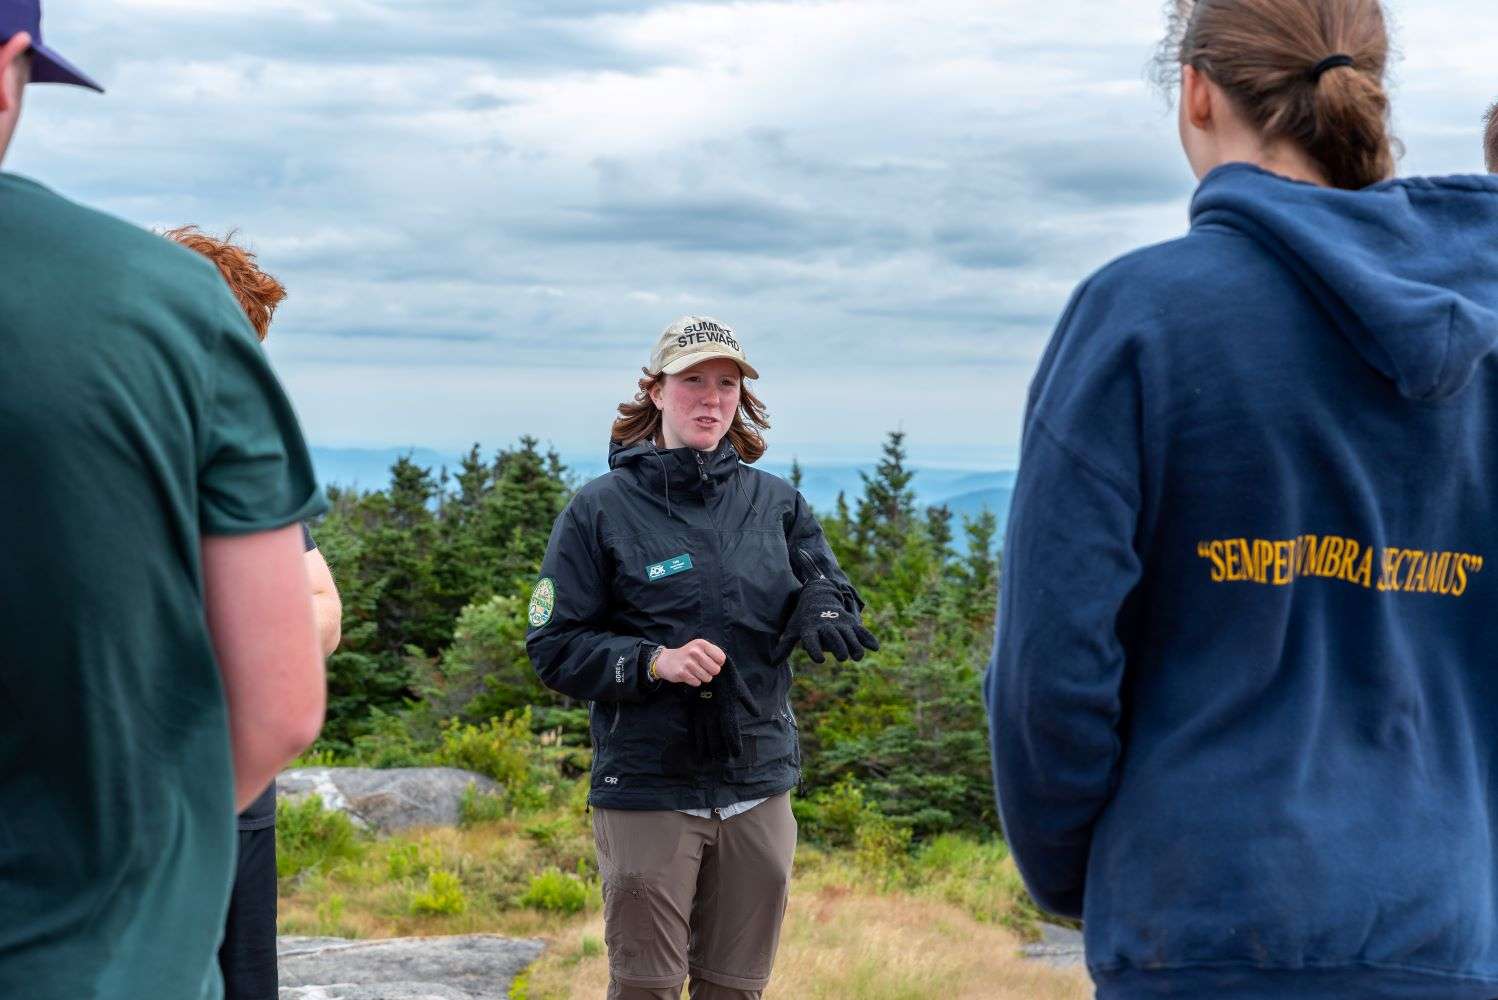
[526, 439, 861, 810]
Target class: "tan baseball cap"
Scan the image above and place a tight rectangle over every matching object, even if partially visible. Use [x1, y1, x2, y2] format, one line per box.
[648, 315, 760, 380]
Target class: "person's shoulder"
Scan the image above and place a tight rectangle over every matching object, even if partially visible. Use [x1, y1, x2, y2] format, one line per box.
[1089, 228, 1265, 301]
[1063, 228, 1279, 343]
[568, 467, 628, 510]
[736, 462, 805, 520]
[7, 174, 170, 259]
[1, 173, 239, 318]
[738, 462, 797, 499]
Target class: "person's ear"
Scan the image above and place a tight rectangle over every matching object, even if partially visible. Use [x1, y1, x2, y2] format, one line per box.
[0, 33, 32, 114]
[648, 379, 664, 410]
[1181, 63, 1213, 132]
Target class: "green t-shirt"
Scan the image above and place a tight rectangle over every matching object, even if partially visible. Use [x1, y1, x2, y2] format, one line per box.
[0, 173, 327, 998]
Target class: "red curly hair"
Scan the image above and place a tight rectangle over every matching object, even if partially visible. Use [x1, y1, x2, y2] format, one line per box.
[163, 226, 286, 341]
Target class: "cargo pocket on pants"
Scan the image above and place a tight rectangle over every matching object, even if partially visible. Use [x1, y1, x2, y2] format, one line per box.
[603, 872, 680, 985]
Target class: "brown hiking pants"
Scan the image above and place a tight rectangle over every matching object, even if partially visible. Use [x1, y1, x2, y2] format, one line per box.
[593, 793, 797, 999]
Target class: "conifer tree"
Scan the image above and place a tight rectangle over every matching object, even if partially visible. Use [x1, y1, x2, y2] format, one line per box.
[926, 503, 954, 558]
[854, 431, 918, 568]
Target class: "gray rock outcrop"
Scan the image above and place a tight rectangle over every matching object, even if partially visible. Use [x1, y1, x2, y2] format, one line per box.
[278, 935, 545, 1000]
[1022, 922, 1085, 968]
[279, 986, 472, 1000]
[276, 768, 501, 833]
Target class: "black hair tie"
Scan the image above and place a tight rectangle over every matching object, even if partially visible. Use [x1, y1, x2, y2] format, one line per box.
[1310, 54, 1355, 82]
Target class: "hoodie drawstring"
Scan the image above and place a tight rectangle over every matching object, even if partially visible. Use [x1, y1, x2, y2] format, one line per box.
[652, 449, 674, 522]
[733, 466, 761, 515]
[645, 441, 755, 522]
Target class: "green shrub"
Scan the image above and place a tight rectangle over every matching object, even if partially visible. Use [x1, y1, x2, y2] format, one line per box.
[458, 783, 511, 826]
[522, 816, 570, 847]
[854, 811, 913, 876]
[517, 867, 595, 914]
[438, 709, 533, 787]
[429, 594, 547, 723]
[289, 747, 341, 768]
[907, 833, 1051, 937]
[276, 796, 366, 878]
[506, 776, 550, 814]
[314, 893, 348, 935]
[409, 870, 468, 915]
[350, 707, 437, 769]
[795, 776, 865, 847]
[578, 935, 603, 958]
[911, 830, 994, 872]
[797, 777, 902, 853]
[386, 840, 437, 881]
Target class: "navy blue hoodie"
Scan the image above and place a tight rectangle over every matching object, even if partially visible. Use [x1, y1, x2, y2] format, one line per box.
[986, 163, 1498, 1000]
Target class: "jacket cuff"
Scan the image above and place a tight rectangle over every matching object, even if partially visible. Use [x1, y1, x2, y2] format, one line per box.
[806, 576, 861, 615]
[637, 641, 664, 693]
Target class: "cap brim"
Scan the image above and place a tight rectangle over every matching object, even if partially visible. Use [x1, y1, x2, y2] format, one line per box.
[660, 350, 759, 381]
[29, 42, 104, 93]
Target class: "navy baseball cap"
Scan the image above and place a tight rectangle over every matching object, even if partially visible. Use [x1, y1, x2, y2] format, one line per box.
[0, 0, 102, 92]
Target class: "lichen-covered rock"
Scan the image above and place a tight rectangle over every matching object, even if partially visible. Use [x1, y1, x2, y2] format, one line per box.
[277, 936, 545, 1000]
[276, 768, 500, 833]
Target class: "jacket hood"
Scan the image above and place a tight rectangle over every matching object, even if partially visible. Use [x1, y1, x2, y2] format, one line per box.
[608, 438, 742, 497]
[1190, 163, 1498, 401]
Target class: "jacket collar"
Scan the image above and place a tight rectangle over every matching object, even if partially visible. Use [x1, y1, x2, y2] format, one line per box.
[609, 437, 741, 492]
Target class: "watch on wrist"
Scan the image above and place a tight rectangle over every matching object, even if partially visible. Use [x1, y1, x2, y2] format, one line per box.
[647, 645, 665, 682]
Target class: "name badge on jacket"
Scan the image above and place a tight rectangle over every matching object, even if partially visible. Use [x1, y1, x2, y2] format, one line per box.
[646, 554, 693, 581]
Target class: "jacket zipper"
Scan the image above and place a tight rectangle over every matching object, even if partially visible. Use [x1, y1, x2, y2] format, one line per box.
[696, 452, 720, 530]
[797, 547, 828, 581]
[696, 449, 735, 770]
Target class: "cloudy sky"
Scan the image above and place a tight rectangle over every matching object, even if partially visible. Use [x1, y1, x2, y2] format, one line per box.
[10, 0, 1496, 467]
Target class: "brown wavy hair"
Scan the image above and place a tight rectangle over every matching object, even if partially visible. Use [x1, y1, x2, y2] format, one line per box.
[611, 368, 771, 463]
[1153, 0, 1399, 190]
[163, 226, 286, 340]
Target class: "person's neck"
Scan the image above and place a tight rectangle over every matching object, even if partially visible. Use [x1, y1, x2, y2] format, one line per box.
[1252, 145, 1330, 187]
[1215, 132, 1329, 188]
[656, 433, 721, 457]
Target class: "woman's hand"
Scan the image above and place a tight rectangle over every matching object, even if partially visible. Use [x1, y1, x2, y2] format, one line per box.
[772, 578, 879, 663]
[655, 639, 725, 686]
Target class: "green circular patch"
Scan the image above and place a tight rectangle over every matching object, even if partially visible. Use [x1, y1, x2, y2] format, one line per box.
[528, 577, 556, 628]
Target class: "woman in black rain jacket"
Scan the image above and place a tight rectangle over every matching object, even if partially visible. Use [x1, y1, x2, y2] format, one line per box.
[526, 316, 876, 1000]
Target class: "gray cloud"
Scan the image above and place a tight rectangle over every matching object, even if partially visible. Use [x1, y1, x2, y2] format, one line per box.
[63, 1, 681, 76]
[1023, 142, 1192, 207]
[527, 195, 913, 258]
[11, 0, 1496, 464]
[930, 224, 1038, 270]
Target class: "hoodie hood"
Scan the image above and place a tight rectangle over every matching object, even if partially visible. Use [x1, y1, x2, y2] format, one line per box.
[1190, 163, 1498, 401]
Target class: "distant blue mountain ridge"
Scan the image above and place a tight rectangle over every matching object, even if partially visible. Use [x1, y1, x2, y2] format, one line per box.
[310, 447, 1017, 538]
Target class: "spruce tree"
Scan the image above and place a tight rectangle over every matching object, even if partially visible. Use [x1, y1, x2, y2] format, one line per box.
[926, 503, 954, 558]
[854, 431, 918, 568]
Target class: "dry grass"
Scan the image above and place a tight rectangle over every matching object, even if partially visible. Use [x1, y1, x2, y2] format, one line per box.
[279, 812, 1090, 1000]
[520, 884, 1090, 1000]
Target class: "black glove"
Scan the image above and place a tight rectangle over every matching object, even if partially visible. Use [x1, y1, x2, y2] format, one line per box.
[684, 656, 758, 761]
[771, 578, 879, 664]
